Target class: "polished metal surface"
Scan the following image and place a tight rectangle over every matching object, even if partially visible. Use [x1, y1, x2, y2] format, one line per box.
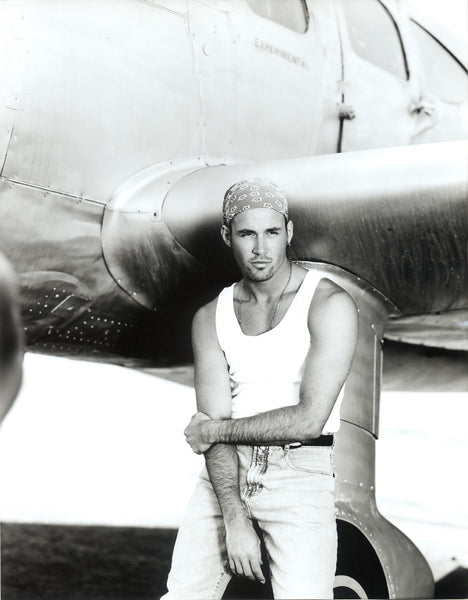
[0, 253, 24, 422]
[0, 0, 201, 202]
[386, 309, 468, 351]
[0, 0, 466, 360]
[2, 139, 466, 362]
[335, 423, 434, 598]
[163, 140, 467, 318]
[0, 179, 175, 364]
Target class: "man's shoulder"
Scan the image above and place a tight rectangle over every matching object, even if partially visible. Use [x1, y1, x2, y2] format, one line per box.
[193, 296, 219, 329]
[315, 277, 349, 298]
[311, 278, 357, 317]
[194, 281, 238, 323]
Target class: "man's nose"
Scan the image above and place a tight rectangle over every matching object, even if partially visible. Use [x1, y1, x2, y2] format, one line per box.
[253, 235, 266, 255]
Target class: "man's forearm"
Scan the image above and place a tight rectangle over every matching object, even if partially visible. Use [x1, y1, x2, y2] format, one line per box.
[202, 403, 322, 446]
[205, 443, 248, 524]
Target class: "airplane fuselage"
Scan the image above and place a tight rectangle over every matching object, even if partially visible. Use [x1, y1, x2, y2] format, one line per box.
[0, 0, 466, 364]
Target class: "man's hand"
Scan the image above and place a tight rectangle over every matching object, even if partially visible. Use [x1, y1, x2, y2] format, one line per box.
[225, 517, 265, 584]
[184, 411, 212, 454]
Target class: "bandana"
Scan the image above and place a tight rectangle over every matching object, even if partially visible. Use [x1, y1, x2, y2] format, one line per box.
[223, 179, 288, 225]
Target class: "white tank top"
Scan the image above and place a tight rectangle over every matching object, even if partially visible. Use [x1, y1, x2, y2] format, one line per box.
[215, 269, 343, 434]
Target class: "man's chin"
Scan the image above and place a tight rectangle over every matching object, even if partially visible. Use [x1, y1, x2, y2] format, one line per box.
[245, 266, 274, 282]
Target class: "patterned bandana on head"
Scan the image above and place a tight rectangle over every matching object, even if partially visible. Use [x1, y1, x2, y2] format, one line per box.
[223, 179, 288, 225]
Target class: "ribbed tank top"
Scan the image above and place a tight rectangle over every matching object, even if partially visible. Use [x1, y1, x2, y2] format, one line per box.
[215, 269, 343, 434]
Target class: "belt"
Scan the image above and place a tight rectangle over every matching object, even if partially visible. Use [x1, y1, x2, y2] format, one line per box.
[281, 435, 334, 449]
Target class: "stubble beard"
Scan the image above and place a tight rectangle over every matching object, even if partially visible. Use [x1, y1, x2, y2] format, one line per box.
[243, 263, 275, 282]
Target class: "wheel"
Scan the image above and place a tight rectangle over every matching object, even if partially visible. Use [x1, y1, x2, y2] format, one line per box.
[334, 520, 389, 599]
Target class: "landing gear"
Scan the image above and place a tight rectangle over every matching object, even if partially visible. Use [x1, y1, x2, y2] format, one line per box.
[334, 521, 389, 599]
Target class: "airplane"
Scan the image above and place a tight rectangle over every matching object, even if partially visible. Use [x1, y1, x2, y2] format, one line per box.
[0, 254, 23, 421]
[0, 0, 467, 597]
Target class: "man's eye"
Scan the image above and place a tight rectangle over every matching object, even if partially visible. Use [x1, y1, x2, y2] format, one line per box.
[240, 232, 253, 237]
[267, 230, 279, 235]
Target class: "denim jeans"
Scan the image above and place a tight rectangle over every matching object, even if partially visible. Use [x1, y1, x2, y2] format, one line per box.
[162, 444, 337, 599]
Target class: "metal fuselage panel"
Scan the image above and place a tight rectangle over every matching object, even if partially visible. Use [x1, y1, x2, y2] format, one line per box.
[0, 0, 201, 200]
[0, 0, 467, 363]
[162, 142, 468, 316]
[0, 0, 341, 362]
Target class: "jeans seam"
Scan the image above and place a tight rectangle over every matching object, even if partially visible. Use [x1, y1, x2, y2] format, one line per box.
[242, 491, 253, 518]
[284, 449, 334, 475]
[211, 569, 228, 599]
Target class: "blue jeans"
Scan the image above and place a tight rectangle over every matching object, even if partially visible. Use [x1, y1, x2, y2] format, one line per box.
[162, 444, 337, 599]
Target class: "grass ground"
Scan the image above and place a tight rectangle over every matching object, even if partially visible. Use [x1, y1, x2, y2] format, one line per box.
[1, 523, 467, 600]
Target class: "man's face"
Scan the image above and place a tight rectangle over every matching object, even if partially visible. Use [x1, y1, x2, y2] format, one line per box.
[221, 208, 293, 282]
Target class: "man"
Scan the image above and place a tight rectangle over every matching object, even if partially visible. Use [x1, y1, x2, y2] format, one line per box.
[162, 179, 358, 599]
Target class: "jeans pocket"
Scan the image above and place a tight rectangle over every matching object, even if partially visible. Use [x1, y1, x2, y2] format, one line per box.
[284, 446, 334, 475]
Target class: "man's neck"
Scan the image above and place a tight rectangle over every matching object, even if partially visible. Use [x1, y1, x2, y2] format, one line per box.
[242, 259, 292, 303]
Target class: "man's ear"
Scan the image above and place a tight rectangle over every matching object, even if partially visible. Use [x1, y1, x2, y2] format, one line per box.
[221, 224, 231, 247]
[287, 220, 293, 246]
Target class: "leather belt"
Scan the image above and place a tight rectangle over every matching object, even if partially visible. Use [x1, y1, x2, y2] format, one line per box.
[281, 435, 334, 449]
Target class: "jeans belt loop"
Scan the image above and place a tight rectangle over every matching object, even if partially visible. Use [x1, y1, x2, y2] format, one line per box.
[285, 441, 302, 450]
